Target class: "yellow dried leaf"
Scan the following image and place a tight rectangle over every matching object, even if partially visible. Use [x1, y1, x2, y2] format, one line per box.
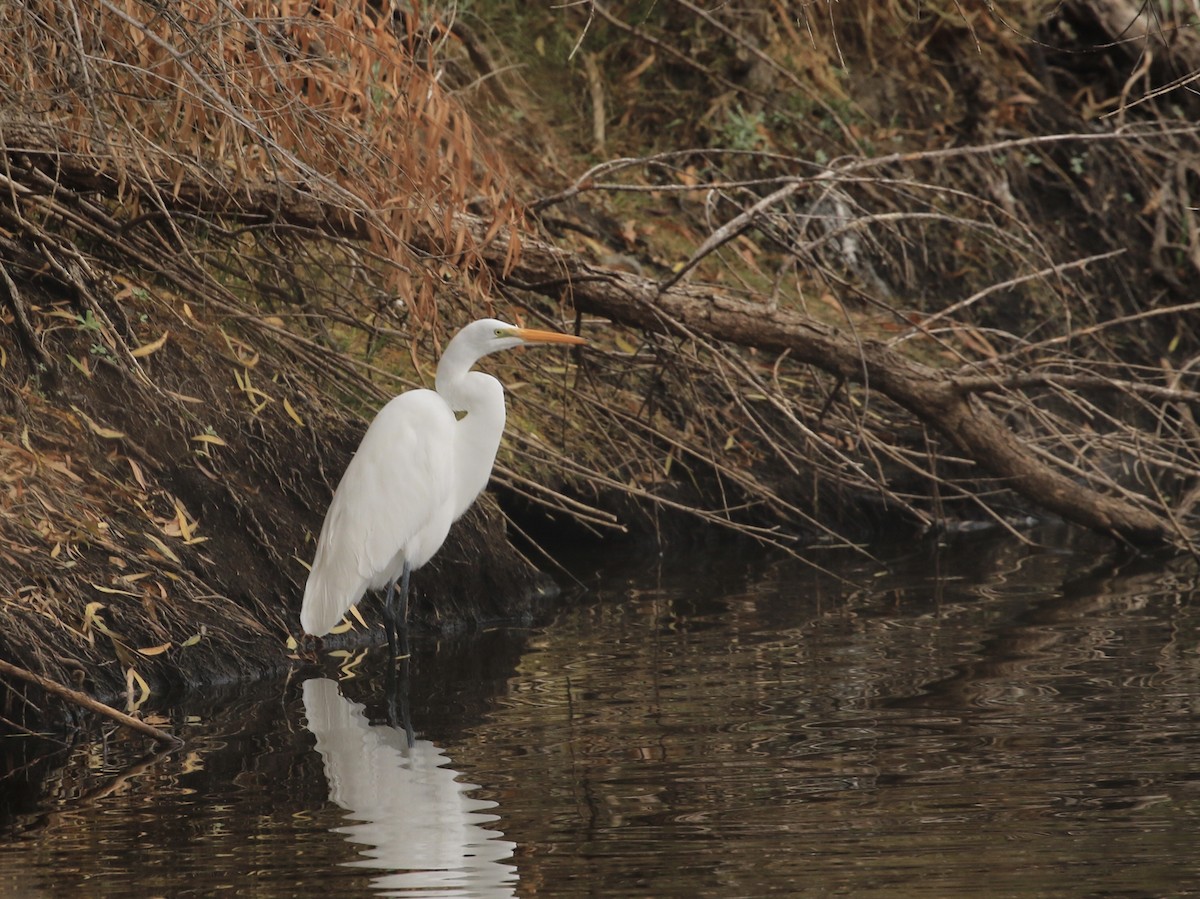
[220, 328, 259, 367]
[192, 434, 227, 447]
[173, 501, 193, 542]
[237, 370, 272, 407]
[130, 331, 169, 357]
[328, 618, 354, 634]
[92, 583, 138, 597]
[285, 635, 298, 651]
[43, 459, 83, 483]
[144, 533, 181, 564]
[283, 397, 305, 427]
[82, 601, 106, 631]
[349, 604, 368, 628]
[112, 276, 136, 301]
[137, 643, 172, 656]
[127, 457, 147, 490]
[125, 666, 151, 709]
[72, 406, 125, 440]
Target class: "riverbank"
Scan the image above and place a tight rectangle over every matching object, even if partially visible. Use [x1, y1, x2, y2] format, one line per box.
[2, 1, 1198, 733]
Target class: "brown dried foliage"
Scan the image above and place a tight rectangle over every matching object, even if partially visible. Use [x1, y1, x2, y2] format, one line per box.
[0, 0, 518, 317]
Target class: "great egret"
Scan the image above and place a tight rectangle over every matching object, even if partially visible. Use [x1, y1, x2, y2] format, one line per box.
[301, 318, 585, 654]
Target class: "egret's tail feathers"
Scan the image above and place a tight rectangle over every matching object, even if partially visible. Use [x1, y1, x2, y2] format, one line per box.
[301, 575, 352, 638]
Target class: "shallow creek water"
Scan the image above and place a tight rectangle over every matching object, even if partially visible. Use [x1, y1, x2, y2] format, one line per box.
[1, 531, 1199, 896]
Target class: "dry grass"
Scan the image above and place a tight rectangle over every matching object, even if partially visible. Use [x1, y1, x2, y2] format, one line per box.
[0, 0, 522, 317]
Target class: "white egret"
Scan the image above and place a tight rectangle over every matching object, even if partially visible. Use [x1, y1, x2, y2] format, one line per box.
[301, 318, 585, 654]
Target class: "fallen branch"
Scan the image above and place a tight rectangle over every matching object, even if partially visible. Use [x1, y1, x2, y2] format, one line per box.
[467, 214, 1180, 548]
[0, 658, 182, 747]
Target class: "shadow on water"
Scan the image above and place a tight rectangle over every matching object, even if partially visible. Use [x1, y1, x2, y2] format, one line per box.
[1, 528, 1199, 896]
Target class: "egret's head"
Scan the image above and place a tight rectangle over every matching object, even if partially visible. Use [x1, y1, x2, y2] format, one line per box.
[461, 318, 587, 357]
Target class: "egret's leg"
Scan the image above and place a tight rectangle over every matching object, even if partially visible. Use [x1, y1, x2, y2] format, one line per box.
[396, 560, 412, 631]
[382, 578, 400, 659]
[381, 560, 413, 660]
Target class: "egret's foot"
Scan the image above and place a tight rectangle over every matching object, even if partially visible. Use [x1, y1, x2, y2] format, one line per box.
[294, 633, 324, 663]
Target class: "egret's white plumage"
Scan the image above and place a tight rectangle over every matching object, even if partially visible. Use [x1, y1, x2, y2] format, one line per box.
[300, 318, 585, 642]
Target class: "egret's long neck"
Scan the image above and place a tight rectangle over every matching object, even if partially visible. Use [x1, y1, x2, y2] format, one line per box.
[436, 344, 507, 520]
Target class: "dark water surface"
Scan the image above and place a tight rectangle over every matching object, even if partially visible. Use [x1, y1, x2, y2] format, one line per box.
[2, 532, 1200, 896]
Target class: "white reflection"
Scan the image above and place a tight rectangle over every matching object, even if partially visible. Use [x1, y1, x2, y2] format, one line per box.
[302, 678, 518, 898]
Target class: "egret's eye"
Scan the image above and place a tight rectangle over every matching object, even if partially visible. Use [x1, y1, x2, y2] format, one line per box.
[494, 328, 505, 337]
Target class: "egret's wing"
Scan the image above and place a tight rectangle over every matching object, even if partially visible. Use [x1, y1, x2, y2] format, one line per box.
[301, 391, 455, 636]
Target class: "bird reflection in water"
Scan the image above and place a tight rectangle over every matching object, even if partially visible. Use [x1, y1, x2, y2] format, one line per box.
[302, 677, 518, 897]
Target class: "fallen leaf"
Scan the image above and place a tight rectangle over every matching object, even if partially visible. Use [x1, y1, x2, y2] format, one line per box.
[130, 331, 169, 358]
[125, 667, 151, 710]
[92, 583, 138, 597]
[173, 501, 193, 542]
[144, 533, 181, 564]
[127, 457, 147, 490]
[283, 397, 305, 427]
[72, 406, 125, 440]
